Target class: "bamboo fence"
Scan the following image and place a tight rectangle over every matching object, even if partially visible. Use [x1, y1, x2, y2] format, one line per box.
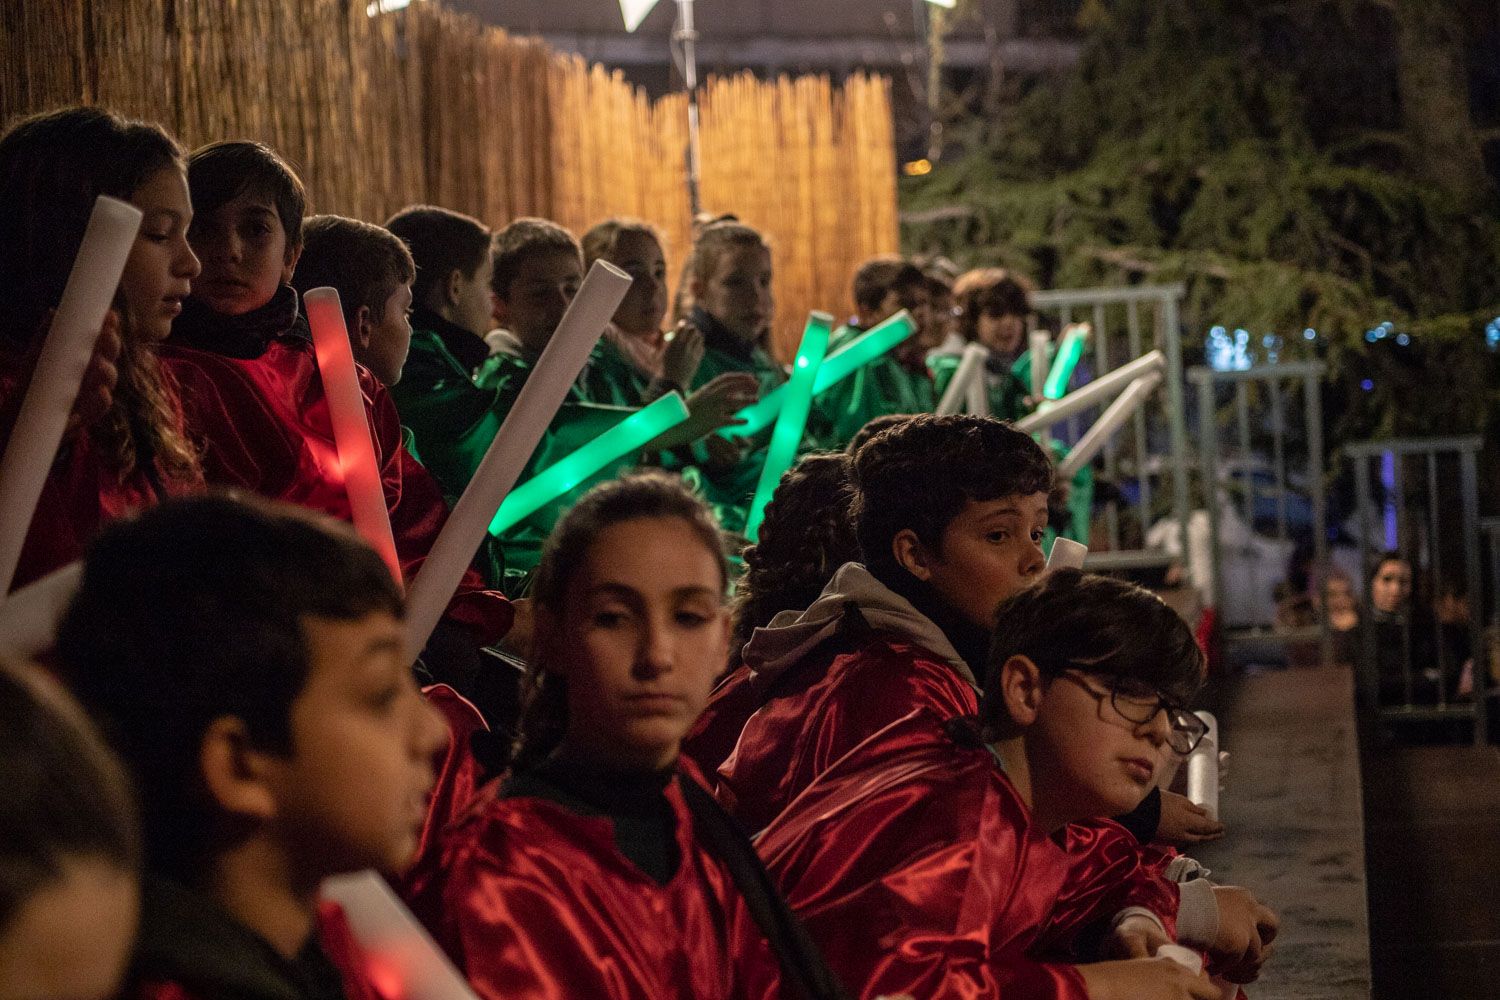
[0, 0, 898, 359]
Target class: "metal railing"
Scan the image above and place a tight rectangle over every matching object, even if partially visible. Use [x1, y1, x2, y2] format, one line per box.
[1346, 437, 1486, 744]
[1188, 362, 1329, 662]
[1030, 284, 1192, 575]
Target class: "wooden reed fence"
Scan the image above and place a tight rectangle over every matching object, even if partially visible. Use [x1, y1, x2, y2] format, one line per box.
[0, 0, 899, 359]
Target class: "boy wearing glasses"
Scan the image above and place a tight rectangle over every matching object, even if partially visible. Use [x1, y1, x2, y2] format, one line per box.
[756, 570, 1279, 1000]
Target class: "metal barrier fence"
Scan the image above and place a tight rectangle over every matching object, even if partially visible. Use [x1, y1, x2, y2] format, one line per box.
[1347, 437, 1487, 744]
[1188, 362, 1330, 662]
[1029, 284, 1192, 575]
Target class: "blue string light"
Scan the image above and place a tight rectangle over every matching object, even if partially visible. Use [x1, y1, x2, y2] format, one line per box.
[1361, 378, 1375, 392]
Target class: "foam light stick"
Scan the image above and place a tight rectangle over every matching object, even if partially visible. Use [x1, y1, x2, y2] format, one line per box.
[1055, 371, 1163, 480]
[304, 287, 403, 587]
[1013, 350, 1165, 436]
[1046, 538, 1088, 572]
[1184, 710, 1219, 819]
[1042, 322, 1090, 400]
[488, 391, 690, 535]
[936, 342, 988, 415]
[964, 365, 990, 417]
[402, 260, 632, 656]
[0, 196, 142, 596]
[1028, 329, 1051, 402]
[743, 312, 832, 541]
[0, 561, 82, 658]
[322, 871, 479, 1000]
[723, 310, 914, 438]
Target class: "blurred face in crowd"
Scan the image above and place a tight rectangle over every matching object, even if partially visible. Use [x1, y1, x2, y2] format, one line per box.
[606, 230, 669, 339]
[694, 244, 772, 344]
[1370, 558, 1412, 615]
[977, 309, 1027, 355]
[496, 248, 583, 357]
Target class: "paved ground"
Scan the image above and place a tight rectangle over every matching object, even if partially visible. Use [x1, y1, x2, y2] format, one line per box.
[1196, 664, 1373, 999]
[1360, 728, 1500, 999]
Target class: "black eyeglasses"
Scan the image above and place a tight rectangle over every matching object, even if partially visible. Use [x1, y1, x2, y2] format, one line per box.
[1058, 671, 1208, 755]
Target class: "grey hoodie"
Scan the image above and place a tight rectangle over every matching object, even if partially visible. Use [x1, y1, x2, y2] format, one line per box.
[740, 561, 978, 690]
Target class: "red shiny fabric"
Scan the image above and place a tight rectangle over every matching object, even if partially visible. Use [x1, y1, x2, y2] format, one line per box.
[756, 709, 1181, 1000]
[128, 903, 387, 1000]
[683, 632, 979, 833]
[0, 363, 203, 591]
[413, 683, 489, 874]
[403, 771, 781, 1000]
[161, 341, 510, 644]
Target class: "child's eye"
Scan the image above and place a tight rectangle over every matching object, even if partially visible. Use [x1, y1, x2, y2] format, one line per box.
[675, 610, 711, 628]
[367, 684, 402, 712]
[1031, 530, 1045, 543]
[987, 531, 1009, 544]
[591, 610, 629, 629]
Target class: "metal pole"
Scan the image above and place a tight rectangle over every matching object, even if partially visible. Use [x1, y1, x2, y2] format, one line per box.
[1304, 369, 1331, 669]
[675, 0, 703, 217]
[1461, 448, 1486, 744]
[1163, 293, 1193, 587]
[1195, 372, 1224, 618]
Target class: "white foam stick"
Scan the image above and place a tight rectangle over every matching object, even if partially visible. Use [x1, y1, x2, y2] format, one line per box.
[936, 342, 988, 415]
[1029, 329, 1050, 402]
[321, 871, 479, 1000]
[0, 197, 143, 595]
[964, 360, 990, 417]
[1155, 944, 1204, 976]
[303, 288, 402, 588]
[1012, 349, 1165, 436]
[402, 260, 632, 656]
[1046, 537, 1088, 572]
[1055, 371, 1163, 480]
[0, 561, 82, 657]
[1185, 710, 1219, 819]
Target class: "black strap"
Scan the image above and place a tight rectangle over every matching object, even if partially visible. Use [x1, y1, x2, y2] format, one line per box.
[679, 775, 851, 1000]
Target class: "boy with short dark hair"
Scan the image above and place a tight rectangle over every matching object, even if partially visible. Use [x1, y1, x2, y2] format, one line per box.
[292, 214, 416, 388]
[160, 143, 511, 691]
[685, 413, 1052, 832]
[755, 570, 1279, 999]
[814, 255, 937, 448]
[58, 494, 448, 1000]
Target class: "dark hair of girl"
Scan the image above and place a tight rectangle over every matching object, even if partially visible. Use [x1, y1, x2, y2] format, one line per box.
[0, 105, 198, 480]
[731, 452, 856, 654]
[0, 658, 140, 929]
[512, 471, 728, 769]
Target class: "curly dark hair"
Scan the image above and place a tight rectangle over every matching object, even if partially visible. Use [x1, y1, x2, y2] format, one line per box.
[731, 452, 857, 653]
[851, 414, 1053, 585]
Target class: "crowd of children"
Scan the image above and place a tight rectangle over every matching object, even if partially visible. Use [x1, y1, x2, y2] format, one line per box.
[1, 104, 1280, 1000]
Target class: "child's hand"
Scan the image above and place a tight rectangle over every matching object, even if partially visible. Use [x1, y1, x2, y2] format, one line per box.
[1077, 958, 1221, 1000]
[1102, 913, 1171, 959]
[702, 432, 743, 470]
[1208, 885, 1279, 983]
[1157, 790, 1225, 846]
[685, 373, 759, 434]
[58, 308, 122, 437]
[662, 321, 706, 388]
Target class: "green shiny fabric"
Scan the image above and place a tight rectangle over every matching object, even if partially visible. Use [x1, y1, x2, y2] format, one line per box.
[814, 324, 937, 448]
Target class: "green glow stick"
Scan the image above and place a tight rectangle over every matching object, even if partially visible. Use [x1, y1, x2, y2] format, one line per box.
[488, 392, 690, 536]
[1043, 323, 1090, 400]
[743, 312, 833, 541]
[723, 310, 915, 438]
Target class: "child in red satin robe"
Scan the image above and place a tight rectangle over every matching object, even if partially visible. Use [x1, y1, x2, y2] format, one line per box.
[56, 494, 448, 1000]
[0, 106, 204, 592]
[404, 472, 846, 1000]
[684, 413, 1054, 834]
[159, 140, 510, 699]
[756, 570, 1280, 1000]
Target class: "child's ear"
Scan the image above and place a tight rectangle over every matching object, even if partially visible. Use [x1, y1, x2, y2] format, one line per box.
[353, 305, 374, 350]
[445, 268, 467, 308]
[198, 716, 279, 822]
[281, 243, 303, 285]
[999, 654, 1045, 727]
[891, 528, 935, 582]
